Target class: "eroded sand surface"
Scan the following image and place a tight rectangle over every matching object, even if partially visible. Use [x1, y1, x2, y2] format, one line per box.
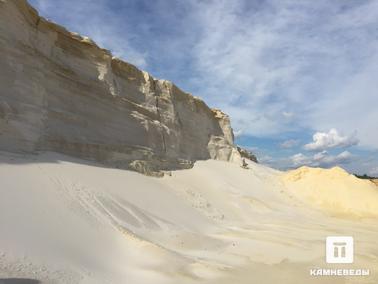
[0, 152, 377, 283]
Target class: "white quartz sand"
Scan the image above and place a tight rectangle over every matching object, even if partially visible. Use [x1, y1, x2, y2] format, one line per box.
[0, 152, 377, 283]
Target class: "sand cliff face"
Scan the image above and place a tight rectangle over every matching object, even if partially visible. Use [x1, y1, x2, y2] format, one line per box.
[0, 0, 241, 174]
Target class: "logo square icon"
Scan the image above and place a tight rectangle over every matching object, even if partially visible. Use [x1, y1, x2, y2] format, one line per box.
[326, 236, 353, 264]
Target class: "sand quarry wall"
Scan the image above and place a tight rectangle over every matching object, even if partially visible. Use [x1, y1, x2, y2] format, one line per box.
[0, 0, 241, 174]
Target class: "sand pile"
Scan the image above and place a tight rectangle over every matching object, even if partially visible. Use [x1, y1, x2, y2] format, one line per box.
[282, 166, 378, 218]
[1, 152, 378, 283]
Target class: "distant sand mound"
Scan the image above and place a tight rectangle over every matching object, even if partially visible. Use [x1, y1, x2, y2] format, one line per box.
[282, 166, 378, 218]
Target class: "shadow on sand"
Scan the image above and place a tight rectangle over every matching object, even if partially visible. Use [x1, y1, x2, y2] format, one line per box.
[0, 279, 41, 284]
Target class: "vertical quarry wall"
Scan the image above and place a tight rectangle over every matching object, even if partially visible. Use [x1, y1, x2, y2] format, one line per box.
[0, 0, 241, 174]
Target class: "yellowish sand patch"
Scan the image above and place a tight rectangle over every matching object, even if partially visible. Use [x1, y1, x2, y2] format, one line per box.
[282, 166, 378, 218]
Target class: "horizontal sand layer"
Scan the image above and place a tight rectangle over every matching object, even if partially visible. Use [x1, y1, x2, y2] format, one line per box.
[0, 152, 377, 283]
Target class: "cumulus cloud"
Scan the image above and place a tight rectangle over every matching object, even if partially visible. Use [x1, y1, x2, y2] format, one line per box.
[304, 129, 359, 151]
[290, 150, 353, 167]
[313, 150, 352, 165]
[280, 139, 299, 149]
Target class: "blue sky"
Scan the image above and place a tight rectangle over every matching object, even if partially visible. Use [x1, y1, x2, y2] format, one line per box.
[29, 0, 378, 175]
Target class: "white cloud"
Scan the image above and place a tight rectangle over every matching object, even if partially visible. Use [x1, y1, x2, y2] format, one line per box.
[185, 0, 378, 148]
[280, 139, 299, 149]
[304, 129, 359, 151]
[290, 150, 353, 168]
[313, 150, 352, 165]
[233, 129, 244, 138]
[369, 167, 378, 176]
[291, 153, 312, 167]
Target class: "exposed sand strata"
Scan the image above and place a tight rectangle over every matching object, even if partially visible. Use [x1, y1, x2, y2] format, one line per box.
[0, 0, 241, 175]
[0, 152, 377, 283]
[283, 166, 378, 218]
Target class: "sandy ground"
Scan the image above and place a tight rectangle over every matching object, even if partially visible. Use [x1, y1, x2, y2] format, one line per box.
[0, 151, 377, 284]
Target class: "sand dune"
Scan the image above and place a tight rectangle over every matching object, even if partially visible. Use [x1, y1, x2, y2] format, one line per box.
[1, 152, 377, 283]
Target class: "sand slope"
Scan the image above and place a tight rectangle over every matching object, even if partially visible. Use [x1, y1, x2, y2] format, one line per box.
[0, 152, 378, 283]
[283, 166, 378, 218]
